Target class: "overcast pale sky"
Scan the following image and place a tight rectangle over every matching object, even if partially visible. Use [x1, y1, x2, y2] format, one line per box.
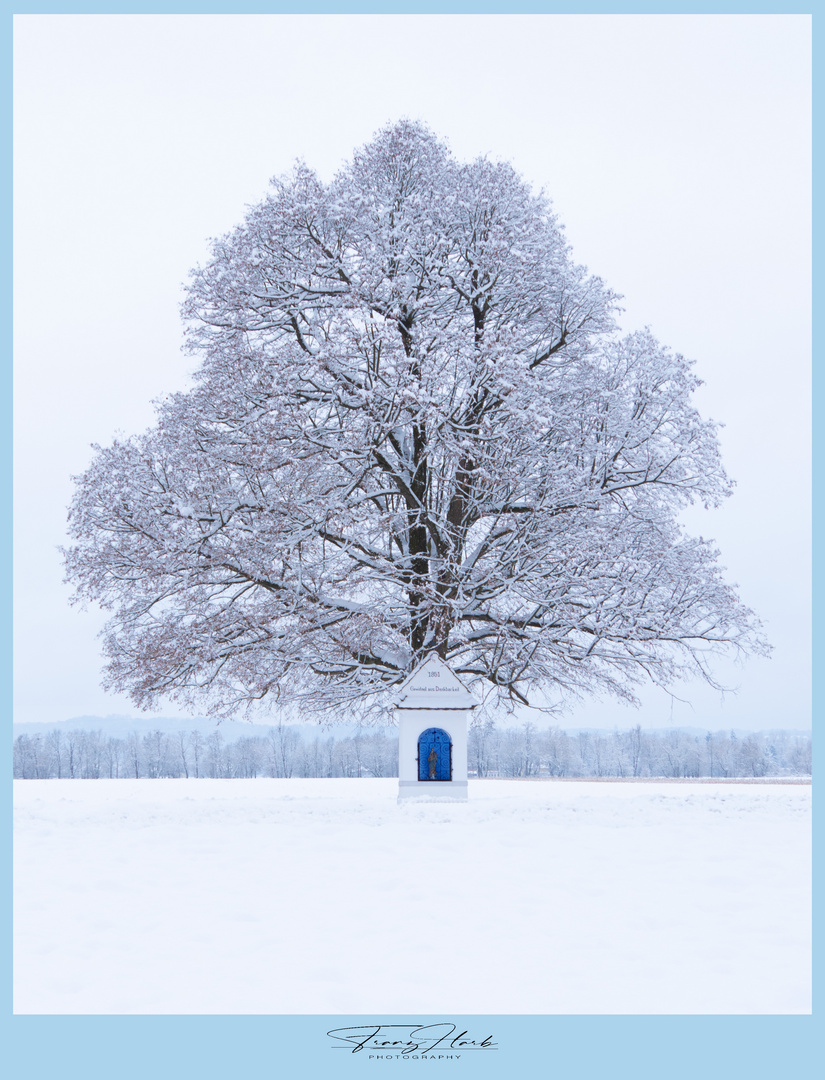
[13, 13, 811, 729]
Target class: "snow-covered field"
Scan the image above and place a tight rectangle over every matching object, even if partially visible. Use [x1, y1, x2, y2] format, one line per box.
[14, 778, 811, 1015]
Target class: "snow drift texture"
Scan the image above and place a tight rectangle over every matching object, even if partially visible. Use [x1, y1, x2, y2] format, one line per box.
[14, 778, 810, 1014]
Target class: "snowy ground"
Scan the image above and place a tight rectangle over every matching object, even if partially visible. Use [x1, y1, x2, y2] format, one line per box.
[13, 778, 811, 1015]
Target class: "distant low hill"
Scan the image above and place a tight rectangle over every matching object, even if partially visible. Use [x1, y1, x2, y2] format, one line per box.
[12, 715, 811, 745]
[11, 715, 397, 743]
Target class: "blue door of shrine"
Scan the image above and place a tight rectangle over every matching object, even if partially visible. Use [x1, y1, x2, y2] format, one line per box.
[418, 728, 452, 781]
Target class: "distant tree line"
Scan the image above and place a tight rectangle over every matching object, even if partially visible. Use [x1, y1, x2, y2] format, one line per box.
[11, 724, 397, 780]
[12, 721, 812, 780]
[469, 722, 812, 779]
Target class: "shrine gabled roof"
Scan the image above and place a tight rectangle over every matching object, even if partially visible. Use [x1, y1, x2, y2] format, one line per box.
[395, 655, 477, 710]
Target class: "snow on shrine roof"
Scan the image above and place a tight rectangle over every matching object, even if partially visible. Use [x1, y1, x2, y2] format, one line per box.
[394, 656, 477, 710]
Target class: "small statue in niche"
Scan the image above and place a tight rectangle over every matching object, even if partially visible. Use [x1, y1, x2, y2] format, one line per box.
[428, 747, 437, 779]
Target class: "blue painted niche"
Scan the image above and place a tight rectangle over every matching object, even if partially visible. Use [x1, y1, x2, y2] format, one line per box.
[417, 728, 452, 781]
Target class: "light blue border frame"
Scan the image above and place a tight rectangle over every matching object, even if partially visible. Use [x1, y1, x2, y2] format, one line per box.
[5, 3, 816, 1078]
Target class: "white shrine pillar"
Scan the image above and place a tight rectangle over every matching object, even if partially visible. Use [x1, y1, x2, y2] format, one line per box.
[394, 656, 477, 802]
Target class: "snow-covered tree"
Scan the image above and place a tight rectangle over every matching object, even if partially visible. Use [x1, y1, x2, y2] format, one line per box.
[63, 121, 767, 720]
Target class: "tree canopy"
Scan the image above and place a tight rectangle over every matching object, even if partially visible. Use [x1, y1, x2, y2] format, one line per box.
[64, 121, 767, 720]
